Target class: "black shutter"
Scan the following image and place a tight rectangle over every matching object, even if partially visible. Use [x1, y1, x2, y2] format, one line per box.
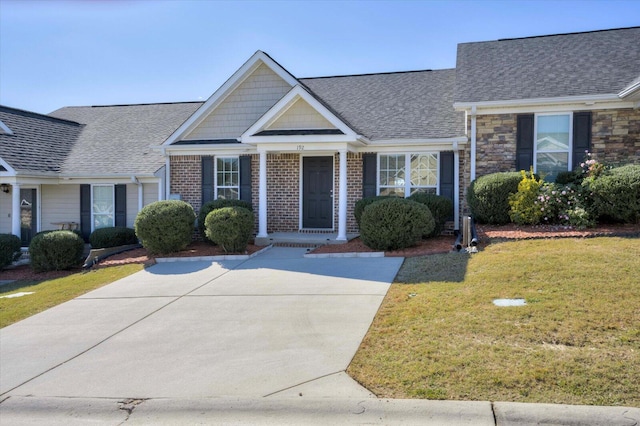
[439, 151, 455, 220]
[362, 153, 377, 198]
[80, 184, 91, 241]
[115, 184, 126, 227]
[516, 114, 535, 172]
[239, 155, 252, 205]
[202, 156, 214, 204]
[573, 112, 592, 170]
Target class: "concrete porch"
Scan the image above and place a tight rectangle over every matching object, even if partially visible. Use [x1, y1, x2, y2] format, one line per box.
[255, 232, 359, 247]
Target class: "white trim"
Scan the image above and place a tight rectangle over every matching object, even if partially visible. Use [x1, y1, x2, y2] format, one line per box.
[470, 106, 477, 181]
[454, 150, 460, 230]
[0, 119, 14, 135]
[214, 156, 240, 200]
[619, 80, 640, 99]
[337, 150, 347, 241]
[91, 184, 115, 232]
[257, 150, 268, 238]
[11, 183, 20, 237]
[163, 51, 298, 147]
[533, 112, 574, 178]
[377, 152, 439, 197]
[367, 136, 467, 145]
[455, 95, 636, 115]
[163, 143, 254, 156]
[242, 85, 360, 143]
[0, 157, 17, 175]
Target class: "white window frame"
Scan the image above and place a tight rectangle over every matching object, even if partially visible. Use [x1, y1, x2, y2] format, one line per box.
[534, 112, 573, 179]
[214, 156, 240, 200]
[91, 184, 115, 231]
[377, 153, 439, 197]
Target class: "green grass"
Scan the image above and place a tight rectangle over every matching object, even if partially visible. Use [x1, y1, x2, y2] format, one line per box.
[348, 237, 640, 406]
[0, 264, 143, 328]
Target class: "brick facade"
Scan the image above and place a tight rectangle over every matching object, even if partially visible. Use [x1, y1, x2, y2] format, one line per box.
[266, 153, 300, 233]
[169, 155, 202, 212]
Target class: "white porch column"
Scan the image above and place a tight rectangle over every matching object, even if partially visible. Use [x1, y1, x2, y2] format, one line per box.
[257, 150, 268, 238]
[337, 149, 348, 241]
[454, 149, 460, 231]
[11, 183, 20, 238]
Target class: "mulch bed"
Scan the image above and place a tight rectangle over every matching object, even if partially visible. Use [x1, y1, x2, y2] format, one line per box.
[2, 224, 638, 283]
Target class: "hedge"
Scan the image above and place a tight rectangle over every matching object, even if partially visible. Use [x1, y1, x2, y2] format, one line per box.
[29, 230, 85, 272]
[134, 200, 196, 255]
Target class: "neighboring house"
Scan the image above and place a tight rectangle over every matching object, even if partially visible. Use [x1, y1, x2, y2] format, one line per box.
[1, 27, 638, 246]
[0, 103, 201, 245]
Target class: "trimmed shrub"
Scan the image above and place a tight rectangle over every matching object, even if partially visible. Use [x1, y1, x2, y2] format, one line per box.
[587, 164, 640, 223]
[555, 169, 584, 185]
[29, 230, 84, 272]
[360, 198, 434, 251]
[354, 195, 395, 228]
[408, 193, 453, 236]
[509, 170, 544, 225]
[134, 200, 196, 255]
[0, 233, 22, 269]
[204, 206, 254, 253]
[467, 172, 522, 224]
[89, 227, 138, 249]
[198, 199, 253, 240]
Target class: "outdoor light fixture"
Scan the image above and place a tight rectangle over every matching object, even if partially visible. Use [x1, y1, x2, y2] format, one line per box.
[1, 184, 9, 193]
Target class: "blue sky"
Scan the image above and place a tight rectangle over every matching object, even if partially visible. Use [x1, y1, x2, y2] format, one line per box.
[1, 0, 639, 114]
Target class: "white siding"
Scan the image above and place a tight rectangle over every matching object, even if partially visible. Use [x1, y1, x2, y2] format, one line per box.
[0, 191, 11, 234]
[126, 183, 138, 228]
[41, 184, 80, 232]
[186, 63, 292, 140]
[143, 183, 158, 207]
[267, 98, 335, 130]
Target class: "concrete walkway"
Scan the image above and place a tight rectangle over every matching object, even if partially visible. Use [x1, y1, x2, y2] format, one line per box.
[1, 247, 639, 425]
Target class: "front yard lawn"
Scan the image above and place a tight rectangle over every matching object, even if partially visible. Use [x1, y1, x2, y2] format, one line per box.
[0, 264, 143, 328]
[349, 237, 640, 406]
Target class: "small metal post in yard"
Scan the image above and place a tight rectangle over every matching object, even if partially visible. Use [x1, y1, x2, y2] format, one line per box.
[462, 216, 477, 253]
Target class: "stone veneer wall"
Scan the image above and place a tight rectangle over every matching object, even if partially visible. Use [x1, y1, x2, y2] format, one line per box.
[591, 108, 640, 165]
[474, 113, 518, 177]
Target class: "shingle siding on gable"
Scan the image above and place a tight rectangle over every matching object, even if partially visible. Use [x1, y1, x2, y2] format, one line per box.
[186, 63, 292, 140]
[267, 98, 335, 130]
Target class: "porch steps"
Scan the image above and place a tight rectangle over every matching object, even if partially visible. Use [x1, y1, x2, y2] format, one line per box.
[255, 232, 359, 247]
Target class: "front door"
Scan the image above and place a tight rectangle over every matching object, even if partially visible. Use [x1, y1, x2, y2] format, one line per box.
[20, 188, 37, 245]
[302, 156, 333, 229]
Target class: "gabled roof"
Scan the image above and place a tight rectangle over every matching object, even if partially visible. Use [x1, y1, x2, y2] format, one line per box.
[50, 102, 202, 176]
[301, 69, 464, 140]
[0, 106, 83, 175]
[454, 27, 640, 104]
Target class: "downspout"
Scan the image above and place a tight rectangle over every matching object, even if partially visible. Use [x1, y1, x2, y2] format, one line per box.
[470, 106, 477, 182]
[453, 143, 460, 231]
[164, 155, 170, 201]
[131, 176, 143, 212]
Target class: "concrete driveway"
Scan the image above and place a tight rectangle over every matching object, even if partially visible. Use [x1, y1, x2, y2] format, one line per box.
[0, 247, 404, 400]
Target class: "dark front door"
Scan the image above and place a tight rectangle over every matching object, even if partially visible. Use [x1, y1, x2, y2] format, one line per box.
[20, 188, 37, 245]
[302, 156, 333, 229]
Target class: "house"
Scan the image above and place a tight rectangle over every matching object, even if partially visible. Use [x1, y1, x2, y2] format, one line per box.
[1, 27, 638, 247]
[0, 103, 201, 245]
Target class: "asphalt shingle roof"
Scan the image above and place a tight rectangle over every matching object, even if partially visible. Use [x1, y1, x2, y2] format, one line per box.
[454, 27, 640, 103]
[301, 69, 465, 140]
[0, 106, 82, 175]
[50, 102, 202, 176]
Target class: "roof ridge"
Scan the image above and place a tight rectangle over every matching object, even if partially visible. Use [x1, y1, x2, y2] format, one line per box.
[496, 26, 640, 42]
[0, 105, 82, 126]
[67, 101, 205, 109]
[301, 68, 454, 81]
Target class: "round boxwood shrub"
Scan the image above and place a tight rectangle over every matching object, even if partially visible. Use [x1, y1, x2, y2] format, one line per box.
[360, 198, 434, 251]
[0, 233, 22, 269]
[134, 200, 196, 255]
[587, 164, 640, 223]
[89, 226, 138, 249]
[29, 230, 85, 272]
[204, 206, 254, 253]
[408, 193, 453, 236]
[197, 199, 253, 241]
[467, 172, 522, 224]
[354, 195, 395, 228]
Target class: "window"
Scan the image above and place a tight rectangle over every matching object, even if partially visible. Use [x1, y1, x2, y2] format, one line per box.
[216, 157, 239, 200]
[92, 185, 114, 230]
[379, 153, 438, 197]
[535, 113, 571, 181]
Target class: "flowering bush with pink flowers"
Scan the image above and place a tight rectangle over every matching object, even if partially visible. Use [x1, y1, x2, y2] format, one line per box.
[536, 183, 594, 228]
